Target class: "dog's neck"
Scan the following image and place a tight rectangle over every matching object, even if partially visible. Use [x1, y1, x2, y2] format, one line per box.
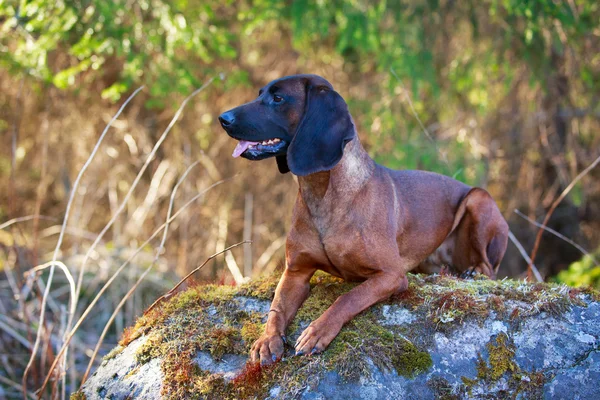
[298, 136, 375, 207]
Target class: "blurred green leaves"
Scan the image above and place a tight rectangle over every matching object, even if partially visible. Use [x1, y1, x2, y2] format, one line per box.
[1, 0, 598, 182]
[556, 252, 600, 290]
[3, 1, 597, 102]
[1, 0, 239, 102]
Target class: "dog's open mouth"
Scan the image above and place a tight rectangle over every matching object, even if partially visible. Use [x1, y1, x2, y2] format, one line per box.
[232, 138, 288, 160]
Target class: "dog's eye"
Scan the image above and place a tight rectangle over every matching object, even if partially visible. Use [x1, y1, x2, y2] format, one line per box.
[273, 95, 283, 103]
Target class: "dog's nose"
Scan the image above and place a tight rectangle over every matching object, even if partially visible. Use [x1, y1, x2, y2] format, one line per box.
[218, 111, 235, 127]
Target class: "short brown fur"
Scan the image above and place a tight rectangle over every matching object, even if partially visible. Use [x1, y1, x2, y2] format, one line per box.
[219, 75, 509, 365]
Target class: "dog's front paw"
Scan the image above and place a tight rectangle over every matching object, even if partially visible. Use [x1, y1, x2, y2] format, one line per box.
[294, 319, 341, 356]
[250, 333, 285, 366]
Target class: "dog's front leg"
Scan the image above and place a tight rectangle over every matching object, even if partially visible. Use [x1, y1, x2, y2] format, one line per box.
[295, 271, 409, 355]
[251, 267, 316, 365]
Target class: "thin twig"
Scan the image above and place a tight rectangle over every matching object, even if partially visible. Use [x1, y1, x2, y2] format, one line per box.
[508, 231, 543, 282]
[23, 86, 144, 398]
[243, 193, 253, 278]
[0, 375, 36, 400]
[391, 67, 528, 280]
[0, 215, 56, 230]
[255, 235, 286, 272]
[33, 109, 50, 268]
[80, 161, 200, 384]
[0, 318, 32, 350]
[527, 154, 600, 276]
[71, 78, 215, 321]
[9, 77, 24, 218]
[26, 261, 76, 321]
[36, 176, 233, 397]
[58, 78, 214, 397]
[144, 240, 250, 316]
[514, 209, 598, 266]
[390, 67, 451, 171]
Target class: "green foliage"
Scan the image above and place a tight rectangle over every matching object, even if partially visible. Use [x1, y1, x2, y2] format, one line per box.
[556, 252, 600, 290]
[1, 0, 599, 180]
[1, 0, 240, 104]
[3, 1, 596, 100]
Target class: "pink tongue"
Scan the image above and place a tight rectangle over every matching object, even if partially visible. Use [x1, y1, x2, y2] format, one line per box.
[232, 140, 258, 158]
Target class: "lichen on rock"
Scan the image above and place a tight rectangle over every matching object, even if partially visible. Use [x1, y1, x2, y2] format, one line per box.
[78, 272, 600, 399]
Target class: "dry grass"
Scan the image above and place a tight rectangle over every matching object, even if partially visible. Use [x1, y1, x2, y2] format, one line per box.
[0, 79, 288, 399]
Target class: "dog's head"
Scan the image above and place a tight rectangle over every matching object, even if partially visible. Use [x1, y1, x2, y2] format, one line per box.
[219, 74, 355, 175]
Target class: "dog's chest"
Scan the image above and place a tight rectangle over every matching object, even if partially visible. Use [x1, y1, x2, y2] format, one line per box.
[300, 182, 385, 279]
[316, 221, 384, 280]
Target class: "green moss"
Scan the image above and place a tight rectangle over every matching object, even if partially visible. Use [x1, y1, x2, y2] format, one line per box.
[202, 326, 238, 360]
[392, 273, 586, 330]
[124, 365, 141, 379]
[484, 333, 517, 381]
[194, 369, 230, 399]
[70, 391, 87, 400]
[193, 284, 238, 304]
[115, 271, 589, 399]
[237, 273, 280, 299]
[486, 294, 506, 316]
[390, 280, 427, 309]
[324, 310, 432, 381]
[296, 279, 357, 321]
[179, 273, 431, 397]
[161, 347, 199, 399]
[392, 339, 433, 377]
[135, 333, 164, 364]
[102, 345, 124, 361]
[569, 286, 600, 303]
[462, 333, 545, 398]
[240, 319, 264, 350]
[119, 325, 144, 347]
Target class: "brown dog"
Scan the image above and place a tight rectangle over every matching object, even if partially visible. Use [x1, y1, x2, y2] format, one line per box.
[219, 74, 508, 365]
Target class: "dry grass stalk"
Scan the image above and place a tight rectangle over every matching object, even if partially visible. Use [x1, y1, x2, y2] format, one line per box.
[22, 86, 145, 399]
[68, 78, 216, 345]
[393, 66, 543, 281]
[36, 176, 234, 397]
[0, 215, 56, 230]
[514, 209, 598, 266]
[143, 240, 250, 316]
[390, 67, 451, 170]
[508, 232, 543, 282]
[47, 78, 215, 398]
[527, 154, 600, 278]
[80, 161, 200, 383]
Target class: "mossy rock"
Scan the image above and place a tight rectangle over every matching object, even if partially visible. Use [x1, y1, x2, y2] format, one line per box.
[78, 272, 600, 399]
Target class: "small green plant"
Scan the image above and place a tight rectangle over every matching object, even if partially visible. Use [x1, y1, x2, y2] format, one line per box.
[556, 252, 600, 290]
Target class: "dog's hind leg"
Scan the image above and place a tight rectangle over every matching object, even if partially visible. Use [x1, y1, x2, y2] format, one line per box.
[451, 188, 509, 279]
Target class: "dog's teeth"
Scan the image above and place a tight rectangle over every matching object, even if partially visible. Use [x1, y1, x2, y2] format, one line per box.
[256, 139, 281, 146]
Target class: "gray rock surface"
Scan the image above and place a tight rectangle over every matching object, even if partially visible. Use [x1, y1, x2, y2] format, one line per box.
[79, 275, 600, 400]
[85, 334, 162, 400]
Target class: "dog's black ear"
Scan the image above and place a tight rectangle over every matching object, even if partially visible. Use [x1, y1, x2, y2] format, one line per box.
[287, 85, 355, 176]
[276, 155, 290, 174]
